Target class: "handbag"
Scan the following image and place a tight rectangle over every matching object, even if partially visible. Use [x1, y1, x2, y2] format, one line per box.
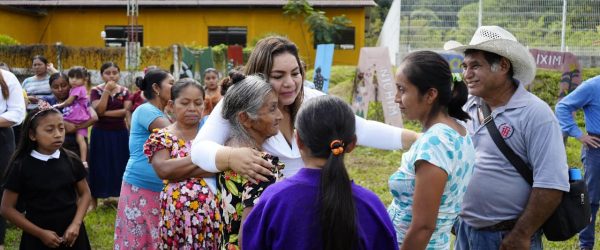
[480, 103, 591, 241]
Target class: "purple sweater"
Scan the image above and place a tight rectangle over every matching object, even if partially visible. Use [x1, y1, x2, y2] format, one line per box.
[242, 168, 399, 250]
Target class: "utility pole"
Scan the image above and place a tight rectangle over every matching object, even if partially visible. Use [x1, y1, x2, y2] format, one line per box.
[126, 0, 140, 71]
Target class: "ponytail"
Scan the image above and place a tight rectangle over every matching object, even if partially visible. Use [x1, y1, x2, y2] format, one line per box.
[0, 70, 8, 99]
[448, 73, 470, 121]
[295, 96, 358, 250]
[320, 139, 357, 250]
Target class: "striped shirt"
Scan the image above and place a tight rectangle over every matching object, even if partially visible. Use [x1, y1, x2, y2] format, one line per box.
[22, 75, 52, 98]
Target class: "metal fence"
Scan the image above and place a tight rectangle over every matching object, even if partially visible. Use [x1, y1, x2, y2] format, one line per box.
[396, 0, 600, 56]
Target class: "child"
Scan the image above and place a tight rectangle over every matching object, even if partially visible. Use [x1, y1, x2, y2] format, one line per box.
[202, 68, 221, 117]
[1, 101, 92, 249]
[53, 66, 91, 167]
[242, 95, 398, 250]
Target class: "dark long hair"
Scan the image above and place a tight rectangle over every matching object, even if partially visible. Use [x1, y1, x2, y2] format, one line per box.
[245, 36, 305, 125]
[135, 69, 170, 100]
[0, 69, 7, 99]
[6, 106, 62, 177]
[400, 51, 470, 121]
[100, 61, 120, 75]
[295, 95, 357, 250]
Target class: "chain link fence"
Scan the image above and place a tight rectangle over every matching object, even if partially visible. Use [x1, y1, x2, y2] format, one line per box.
[396, 0, 599, 57]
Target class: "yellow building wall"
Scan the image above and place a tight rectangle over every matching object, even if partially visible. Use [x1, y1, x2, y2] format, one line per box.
[4, 6, 366, 65]
[0, 7, 42, 44]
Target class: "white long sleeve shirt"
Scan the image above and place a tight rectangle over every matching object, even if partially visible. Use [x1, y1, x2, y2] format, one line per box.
[0, 69, 26, 127]
[191, 87, 404, 177]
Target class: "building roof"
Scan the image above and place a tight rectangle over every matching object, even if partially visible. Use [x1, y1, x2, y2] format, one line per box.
[0, 0, 377, 7]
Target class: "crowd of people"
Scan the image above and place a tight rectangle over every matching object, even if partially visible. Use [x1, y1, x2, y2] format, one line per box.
[0, 25, 596, 250]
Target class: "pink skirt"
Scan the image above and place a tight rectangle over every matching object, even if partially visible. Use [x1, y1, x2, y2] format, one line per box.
[114, 182, 161, 250]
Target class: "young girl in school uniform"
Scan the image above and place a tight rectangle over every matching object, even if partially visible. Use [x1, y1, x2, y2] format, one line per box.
[0, 101, 92, 249]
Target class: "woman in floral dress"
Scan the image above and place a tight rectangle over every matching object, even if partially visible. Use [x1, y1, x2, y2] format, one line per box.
[218, 73, 285, 249]
[144, 79, 221, 249]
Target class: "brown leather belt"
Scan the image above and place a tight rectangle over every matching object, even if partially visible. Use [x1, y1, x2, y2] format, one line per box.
[478, 219, 518, 231]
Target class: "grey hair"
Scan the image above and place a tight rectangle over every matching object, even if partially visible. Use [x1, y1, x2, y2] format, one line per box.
[222, 74, 274, 147]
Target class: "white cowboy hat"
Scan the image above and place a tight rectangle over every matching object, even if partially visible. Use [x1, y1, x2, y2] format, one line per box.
[444, 26, 536, 85]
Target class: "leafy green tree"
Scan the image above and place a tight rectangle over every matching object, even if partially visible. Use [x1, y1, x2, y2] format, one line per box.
[283, 0, 352, 44]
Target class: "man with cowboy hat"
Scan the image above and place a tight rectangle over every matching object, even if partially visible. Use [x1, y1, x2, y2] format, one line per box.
[446, 26, 569, 249]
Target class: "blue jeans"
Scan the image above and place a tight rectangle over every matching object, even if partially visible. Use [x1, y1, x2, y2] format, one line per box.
[579, 146, 600, 249]
[454, 217, 543, 250]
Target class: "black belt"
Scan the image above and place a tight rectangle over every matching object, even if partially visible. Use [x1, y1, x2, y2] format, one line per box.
[478, 219, 518, 231]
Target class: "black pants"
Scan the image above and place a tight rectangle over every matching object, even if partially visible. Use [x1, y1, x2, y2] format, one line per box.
[0, 127, 15, 245]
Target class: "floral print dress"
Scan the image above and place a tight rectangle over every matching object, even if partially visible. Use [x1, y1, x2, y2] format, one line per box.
[144, 128, 222, 250]
[218, 153, 284, 250]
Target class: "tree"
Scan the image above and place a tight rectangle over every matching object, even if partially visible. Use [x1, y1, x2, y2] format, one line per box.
[283, 0, 352, 44]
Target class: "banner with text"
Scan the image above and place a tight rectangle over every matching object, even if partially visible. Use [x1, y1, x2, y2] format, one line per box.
[351, 47, 403, 127]
[529, 49, 582, 100]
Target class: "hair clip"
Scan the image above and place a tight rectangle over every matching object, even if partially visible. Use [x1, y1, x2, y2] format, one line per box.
[30, 100, 59, 120]
[330, 139, 345, 156]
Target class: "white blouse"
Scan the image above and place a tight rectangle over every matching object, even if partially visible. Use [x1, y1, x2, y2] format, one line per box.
[191, 87, 404, 177]
[0, 69, 26, 126]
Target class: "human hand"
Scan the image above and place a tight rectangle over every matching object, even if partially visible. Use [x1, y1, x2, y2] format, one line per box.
[500, 231, 530, 250]
[28, 96, 39, 103]
[39, 229, 63, 248]
[47, 63, 58, 74]
[578, 134, 600, 148]
[105, 81, 118, 92]
[226, 148, 274, 183]
[62, 223, 80, 247]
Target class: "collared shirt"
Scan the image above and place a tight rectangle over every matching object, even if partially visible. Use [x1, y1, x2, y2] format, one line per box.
[0, 69, 26, 126]
[30, 149, 61, 161]
[555, 75, 600, 138]
[460, 84, 570, 228]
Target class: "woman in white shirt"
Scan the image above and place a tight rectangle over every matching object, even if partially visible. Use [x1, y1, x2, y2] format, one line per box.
[0, 68, 26, 250]
[191, 36, 419, 180]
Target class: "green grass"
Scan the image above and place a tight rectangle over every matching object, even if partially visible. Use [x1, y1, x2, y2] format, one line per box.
[4, 66, 597, 248]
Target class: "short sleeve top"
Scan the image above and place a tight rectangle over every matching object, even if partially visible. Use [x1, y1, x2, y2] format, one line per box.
[122, 103, 168, 192]
[388, 123, 475, 249]
[4, 150, 87, 215]
[90, 85, 129, 130]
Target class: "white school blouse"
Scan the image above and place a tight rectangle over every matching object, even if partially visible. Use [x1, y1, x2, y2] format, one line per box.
[191, 87, 404, 177]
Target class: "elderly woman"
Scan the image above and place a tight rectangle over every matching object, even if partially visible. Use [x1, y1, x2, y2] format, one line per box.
[218, 72, 285, 249]
[41, 73, 98, 156]
[191, 36, 419, 183]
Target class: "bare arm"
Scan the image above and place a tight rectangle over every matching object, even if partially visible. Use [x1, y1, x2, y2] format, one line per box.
[62, 179, 92, 247]
[401, 161, 447, 250]
[103, 109, 127, 118]
[54, 95, 77, 109]
[148, 117, 171, 132]
[1, 190, 63, 248]
[239, 206, 254, 247]
[150, 150, 212, 180]
[500, 188, 562, 249]
[0, 117, 15, 128]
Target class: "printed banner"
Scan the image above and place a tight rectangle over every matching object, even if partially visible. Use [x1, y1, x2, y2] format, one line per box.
[529, 49, 582, 100]
[439, 52, 465, 73]
[352, 47, 403, 127]
[313, 44, 335, 93]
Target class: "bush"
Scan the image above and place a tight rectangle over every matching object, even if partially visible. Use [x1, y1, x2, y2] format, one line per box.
[0, 34, 19, 46]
